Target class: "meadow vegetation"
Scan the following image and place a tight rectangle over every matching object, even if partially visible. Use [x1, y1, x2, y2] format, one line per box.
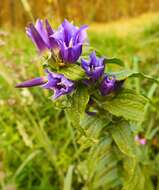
[0, 13, 159, 189]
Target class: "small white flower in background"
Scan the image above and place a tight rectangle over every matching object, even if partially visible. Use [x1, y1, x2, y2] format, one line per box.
[21, 88, 34, 105]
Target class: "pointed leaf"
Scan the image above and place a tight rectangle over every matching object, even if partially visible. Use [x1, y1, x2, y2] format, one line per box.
[58, 64, 85, 81]
[105, 58, 124, 66]
[66, 85, 89, 129]
[63, 165, 74, 190]
[108, 70, 159, 84]
[123, 165, 145, 190]
[101, 89, 147, 121]
[110, 121, 136, 157]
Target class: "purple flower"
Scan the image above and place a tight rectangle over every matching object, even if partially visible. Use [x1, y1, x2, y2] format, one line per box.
[99, 76, 116, 96]
[26, 19, 58, 52]
[135, 135, 147, 145]
[100, 76, 124, 96]
[52, 19, 88, 63]
[42, 69, 74, 99]
[16, 77, 47, 88]
[81, 51, 105, 80]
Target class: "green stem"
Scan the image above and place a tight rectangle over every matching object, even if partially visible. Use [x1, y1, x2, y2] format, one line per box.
[133, 56, 140, 93]
[145, 83, 158, 138]
[13, 150, 41, 181]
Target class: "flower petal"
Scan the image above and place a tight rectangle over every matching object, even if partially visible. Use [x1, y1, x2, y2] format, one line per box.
[16, 77, 47, 88]
[81, 51, 105, 80]
[60, 43, 82, 63]
[99, 76, 116, 96]
[62, 19, 78, 46]
[42, 69, 74, 99]
[35, 19, 49, 46]
[26, 24, 48, 52]
[73, 25, 88, 45]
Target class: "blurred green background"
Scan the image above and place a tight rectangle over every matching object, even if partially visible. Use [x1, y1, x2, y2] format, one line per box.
[1, 1, 159, 190]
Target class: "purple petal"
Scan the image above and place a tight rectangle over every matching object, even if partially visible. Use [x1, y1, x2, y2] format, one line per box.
[35, 19, 49, 46]
[69, 44, 82, 63]
[53, 89, 63, 99]
[92, 66, 104, 80]
[60, 43, 82, 63]
[73, 25, 88, 45]
[16, 77, 47, 88]
[45, 19, 54, 36]
[26, 24, 47, 52]
[26, 19, 57, 51]
[100, 76, 116, 96]
[62, 19, 78, 46]
[42, 69, 74, 99]
[52, 25, 65, 42]
[81, 51, 105, 80]
[89, 51, 98, 66]
[81, 59, 89, 71]
[45, 19, 59, 49]
[42, 69, 61, 89]
[59, 43, 68, 62]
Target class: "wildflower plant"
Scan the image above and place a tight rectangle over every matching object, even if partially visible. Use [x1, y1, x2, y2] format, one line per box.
[16, 19, 159, 189]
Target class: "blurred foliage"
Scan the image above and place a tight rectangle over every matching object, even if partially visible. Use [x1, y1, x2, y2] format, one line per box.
[0, 12, 159, 190]
[0, 0, 159, 27]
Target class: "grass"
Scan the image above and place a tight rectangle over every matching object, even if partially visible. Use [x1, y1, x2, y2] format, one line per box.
[0, 12, 159, 189]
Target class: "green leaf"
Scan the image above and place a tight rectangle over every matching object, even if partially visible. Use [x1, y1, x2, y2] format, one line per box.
[66, 85, 89, 130]
[106, 58, 124, 66]
[123, 164, 145, 190]
[100, 89, 147, 121]
[89, 139, 120, 189]
[107, 70, 133, 80]
[63, 165, 74, 190]
[53, 96, 71, 109]
[78, 114, 111, 149]
[123, 156, 145, 190]
[81, 114, 110, 137]
[58, 64, 85, 81]
[130, 72, 159, 84]
[108, 70, 159, 84]
[78, 138, 120, 190]
[110, 121, 136, 157]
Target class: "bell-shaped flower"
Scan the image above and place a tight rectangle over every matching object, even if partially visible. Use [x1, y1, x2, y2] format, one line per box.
[52, 19, 88, 63]
[81, 51, 105, 80]
[26, 19, 58, 52]
[42, 69, 74, 99]
[99, 75, 124, 96]
[99, 76, 116, 96]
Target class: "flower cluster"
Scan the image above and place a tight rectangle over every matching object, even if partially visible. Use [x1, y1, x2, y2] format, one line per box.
[26, 19, 88, 63]
[16, 19, 123, 100]
[81, 51, 123, 96]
